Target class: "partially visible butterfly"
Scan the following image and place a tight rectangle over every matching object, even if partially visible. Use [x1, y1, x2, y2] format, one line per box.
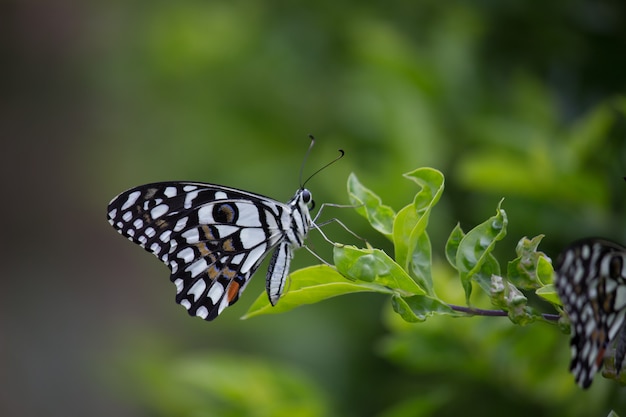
[107, 139, 343, 321]
[555, 238, 626, 388]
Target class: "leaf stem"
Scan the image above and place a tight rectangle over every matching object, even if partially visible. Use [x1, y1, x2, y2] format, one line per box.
[448, 304, 560, 322]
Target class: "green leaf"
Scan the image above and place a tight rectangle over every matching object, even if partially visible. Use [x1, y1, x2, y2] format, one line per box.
[456, 199, 508, 304]
[491, 275, 539, 325]
[393, 204, 421, 268]
[445, 223, 465, 269]
[347, 173, 395, 239]
[603, 352, 626, 386]
[334, 245, 425, 296]
[504, 282, 531, 324]
[473, 254, 501, 296]
[391, 294, 459, 323]
[490, 274, 506, 309]
[506, 235, 553, 289]
[242, 265, 393, 319]
[536, 284, 560, 306]
[402, 168, 445, 210]
[536, 255, 554, 286]
[392, 168, 444, 295]
[408, 233, 433, 296]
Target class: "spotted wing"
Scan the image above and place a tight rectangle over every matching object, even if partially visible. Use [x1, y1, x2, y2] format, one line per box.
[107, 181, 288, 321]
[555, 238, 626, 388]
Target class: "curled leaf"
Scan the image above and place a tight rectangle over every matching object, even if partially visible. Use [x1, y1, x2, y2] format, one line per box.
[392, 168, 445, 295]
[347, 173, 395, 239]
[456, 199, 508, 304]
[507, 235, 553, 289]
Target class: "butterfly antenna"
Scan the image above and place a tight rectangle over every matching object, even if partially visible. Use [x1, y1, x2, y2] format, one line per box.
[298, 135, 317, 188]
[301, 135, 345, 188]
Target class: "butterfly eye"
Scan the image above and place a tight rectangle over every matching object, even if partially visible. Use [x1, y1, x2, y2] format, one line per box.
[300, 189, 314, 210]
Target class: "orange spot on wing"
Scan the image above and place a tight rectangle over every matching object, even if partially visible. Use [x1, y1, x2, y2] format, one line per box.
[227, 281, 241, 303]
[596, 347, 606, 368]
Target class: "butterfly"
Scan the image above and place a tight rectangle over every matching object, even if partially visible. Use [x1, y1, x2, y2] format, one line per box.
[555, 238, 626, 388]
[107, 140, 343, 321]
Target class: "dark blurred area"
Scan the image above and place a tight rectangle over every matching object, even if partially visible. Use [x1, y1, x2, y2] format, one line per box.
[2, 1, 626, 416]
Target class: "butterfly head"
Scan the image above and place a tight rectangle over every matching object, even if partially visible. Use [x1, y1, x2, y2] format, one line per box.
[291, 188, 315, 212]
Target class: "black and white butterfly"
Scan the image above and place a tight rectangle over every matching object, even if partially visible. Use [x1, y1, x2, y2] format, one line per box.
[555, 238, 626, 388]
[107, 140, 342, 321]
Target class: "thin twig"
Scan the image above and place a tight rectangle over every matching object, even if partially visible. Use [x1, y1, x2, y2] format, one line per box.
[448, 304, 561, 322]
[449, 305, 507, 316]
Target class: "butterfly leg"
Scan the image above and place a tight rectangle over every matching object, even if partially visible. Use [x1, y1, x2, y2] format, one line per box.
[313, 217, 368, 248]
[304, 218, 368, 269]
[312, 202, 362, 224]
[313, 202, 368, 244]
[302, 245, 333, 266]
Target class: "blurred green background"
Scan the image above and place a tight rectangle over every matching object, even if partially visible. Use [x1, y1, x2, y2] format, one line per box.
[4, 1, 626, 416]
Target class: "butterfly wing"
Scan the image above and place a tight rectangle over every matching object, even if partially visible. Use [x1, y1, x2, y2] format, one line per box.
[555, 238, 626, 388]
[266, 241, 293, 306]
[107, 182, 288, 320]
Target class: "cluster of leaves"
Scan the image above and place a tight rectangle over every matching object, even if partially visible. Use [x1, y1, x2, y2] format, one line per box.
[245, 168, 562, 327]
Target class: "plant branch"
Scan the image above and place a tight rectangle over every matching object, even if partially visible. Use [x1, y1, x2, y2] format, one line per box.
[448, 304, 560, 322]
